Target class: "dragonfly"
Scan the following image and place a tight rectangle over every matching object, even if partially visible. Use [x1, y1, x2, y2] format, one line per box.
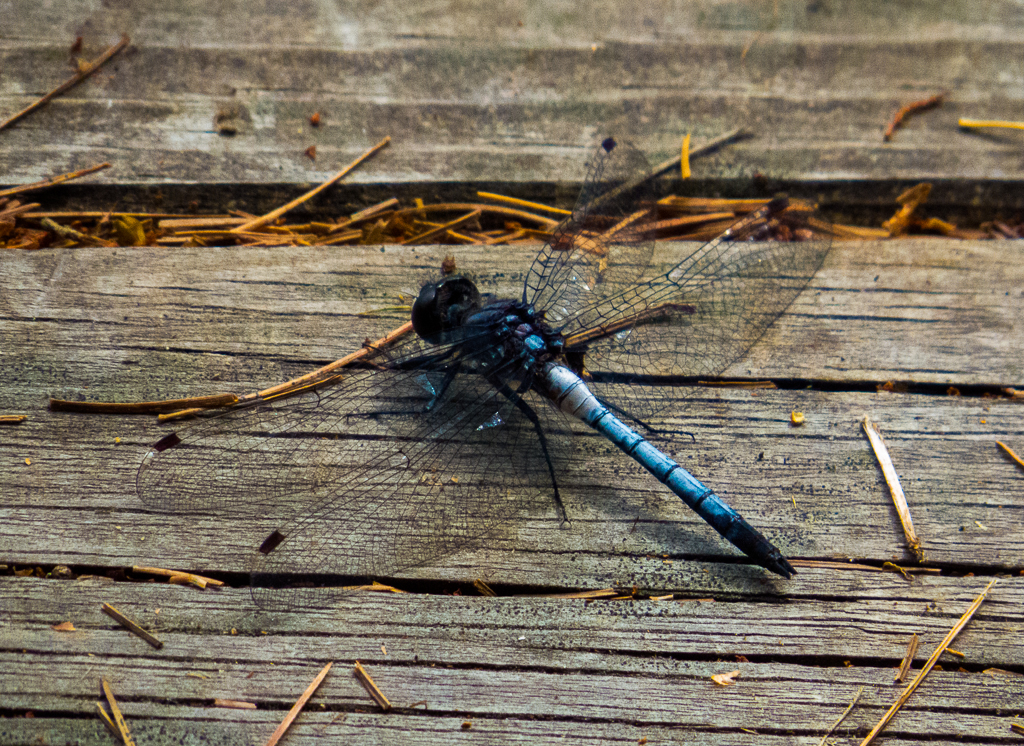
[137, 137, 832, 609]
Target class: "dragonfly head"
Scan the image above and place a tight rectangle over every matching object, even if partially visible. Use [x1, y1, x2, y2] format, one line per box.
[412, 276, 482, 341]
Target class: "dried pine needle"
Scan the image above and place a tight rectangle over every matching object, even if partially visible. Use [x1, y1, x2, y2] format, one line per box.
[100, 678, 136, 746]
[100, 603, 163, 650]
[996, 441, 1024, 470]
[858, 580, 996, 746]
[894, 633, 919, 682]
[959, 118, 1024, 131]
[264, 662, 333, 746]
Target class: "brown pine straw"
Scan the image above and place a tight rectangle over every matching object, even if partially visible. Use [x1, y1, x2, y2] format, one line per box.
[101, 603, 163, 650]
[0, 36, 130, 132]
[818, 686, 864, 746]
[48, 322, 414, 419]
[858, 579, 997, 746]
[214, 698, 257, 709]
[264, 662, 333, 746]
[231, 137, 391, 233]
[883, 92, 946, 141]
[958, 118, 1024, 131]
[132, 565, 225, 589]
[996, 441, 1024, 470]
[0, 163, 111, 200]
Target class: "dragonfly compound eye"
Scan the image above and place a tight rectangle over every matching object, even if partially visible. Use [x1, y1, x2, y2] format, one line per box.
[412, 276, 482, 340]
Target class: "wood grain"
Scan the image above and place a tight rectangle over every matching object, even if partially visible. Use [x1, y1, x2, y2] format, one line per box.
[2, 3, 1024, 193]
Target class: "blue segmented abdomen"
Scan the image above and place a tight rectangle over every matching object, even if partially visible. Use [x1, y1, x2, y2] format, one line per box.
[539, 363, 795, 578]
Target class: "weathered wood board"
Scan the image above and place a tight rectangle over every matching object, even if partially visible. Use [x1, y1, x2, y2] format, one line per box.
[1, 574, 1021, 745]
[3, 1, 1024, 742]
[2, 1, 1024, 201]
[1, 239, 1022, 744]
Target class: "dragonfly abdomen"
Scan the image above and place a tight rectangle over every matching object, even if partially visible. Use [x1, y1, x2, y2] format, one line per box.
[540, 363, 795, 579]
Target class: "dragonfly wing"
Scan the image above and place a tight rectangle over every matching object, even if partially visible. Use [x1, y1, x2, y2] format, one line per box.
[250, 381, 558, 609]
[571, 203, 833, 420]
[137, 334, 556, 610]
[524, 137, 656, 334]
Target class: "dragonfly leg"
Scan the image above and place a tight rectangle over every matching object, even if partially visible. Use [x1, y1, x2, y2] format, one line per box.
[490, 377, 569, 526]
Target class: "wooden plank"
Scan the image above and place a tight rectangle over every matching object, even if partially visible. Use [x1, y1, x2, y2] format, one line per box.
[1, 575, 1020, 744]
[2, 4, 1024, 189]
[0, 240, 1022, 586]
[1, 239, 1020, 398]
[3, 387, 1023, 577]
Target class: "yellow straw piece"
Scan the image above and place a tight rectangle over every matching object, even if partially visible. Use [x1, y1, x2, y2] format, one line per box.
[680, 133, 691, 179]
[959, 118, 1024, 131]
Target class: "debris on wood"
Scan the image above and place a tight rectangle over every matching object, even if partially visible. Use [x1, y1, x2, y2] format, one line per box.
[353, 661, 391, 711]
[51, 621, 76, 632]
[983, 667, 1023, 678]
[309, 112, 322, 127]
[858, 579, 997, 746]
[881, 562, 913, 581]
[49, 392, 239, 416]
[341, 581, 408, 593]
[232, 136, 391, 234]
[996, 441, 1024, 471]
[790, 410, 805, 426]
[214, 698, 257, 709]
[862, 416, 924, 562]
[711, 670, 741, 686]
[473, 579, 497, 596]
[958, 118, 1024, 132]
[679, 133, 691, 179]
[530, 587, 620, 599]
[264, 661, 333, 746]
[883, 92, 946, 141]
[883, 183, 932, 236]
[100, 603, 164, 650]
[0, 415, 27, 424]
[132, 565, 225, 589]
[699, 380, 776, 389]
[894, 633, 919, 682]
[100, 678, 136, 746]
[818, 686, 864, 746]
[0, 163, 111, 201]
[95, 700, 120, 739]
[0, 36, 129, 133]
[5, 126, 1020, 249]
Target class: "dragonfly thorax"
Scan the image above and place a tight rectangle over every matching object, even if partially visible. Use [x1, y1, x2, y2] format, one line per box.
[412, 275, 564, 377]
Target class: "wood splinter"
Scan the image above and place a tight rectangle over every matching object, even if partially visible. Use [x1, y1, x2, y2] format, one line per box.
[353, 660, 392, 711]
[100, 603, 163, 649]
[99, 678, 136, 746]
[862, 416, 924, 562]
